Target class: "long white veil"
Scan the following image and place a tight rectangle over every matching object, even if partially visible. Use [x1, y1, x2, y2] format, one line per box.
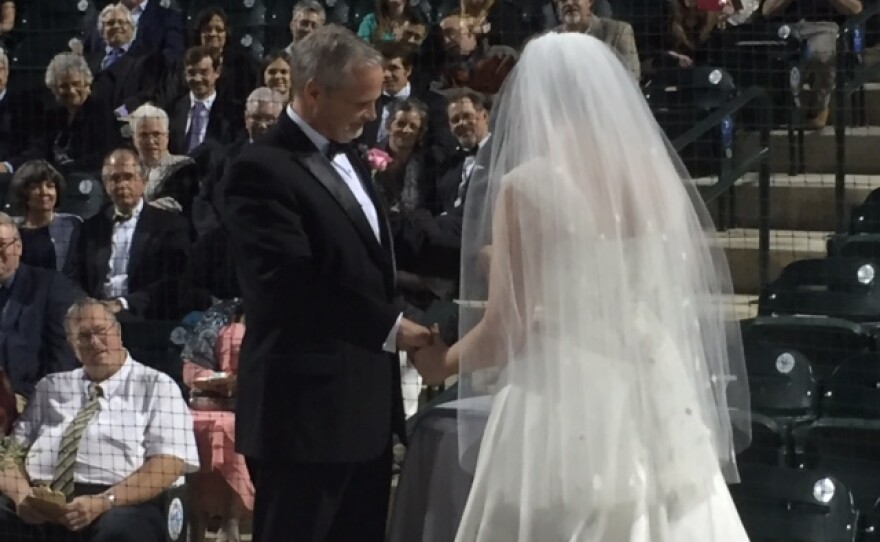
[455, 31, 751, 516]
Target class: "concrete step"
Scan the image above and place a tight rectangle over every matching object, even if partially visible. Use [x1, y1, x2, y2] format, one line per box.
[736, 126, 880, 175]
[697, 173, 880, 231]
[714, 228, 830, 294]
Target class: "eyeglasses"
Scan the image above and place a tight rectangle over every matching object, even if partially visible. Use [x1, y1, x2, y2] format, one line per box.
[0, 238, 19, 252]
[74, 324, 116, 346]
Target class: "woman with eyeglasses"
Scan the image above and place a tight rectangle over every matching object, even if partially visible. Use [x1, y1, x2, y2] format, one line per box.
[6, 160, 81, 281]
[190, 7, 260, 108]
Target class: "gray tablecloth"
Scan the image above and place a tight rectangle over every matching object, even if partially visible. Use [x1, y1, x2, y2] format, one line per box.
[388, 397, 492, 542]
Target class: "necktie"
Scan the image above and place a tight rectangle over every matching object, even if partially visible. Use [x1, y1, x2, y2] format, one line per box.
[101, 48, 123, 71]
[50, 384, 103, 498]
[185, 101, 208, 153]
[113, 211, 132, 223]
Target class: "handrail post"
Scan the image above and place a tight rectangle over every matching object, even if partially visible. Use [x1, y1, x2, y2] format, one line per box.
[834, 30, 849, 232]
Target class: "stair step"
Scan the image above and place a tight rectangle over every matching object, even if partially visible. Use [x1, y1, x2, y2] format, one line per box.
[736, 126, 880, 175]
[715, 228, 830, 294]
[696, 173, 880, 231]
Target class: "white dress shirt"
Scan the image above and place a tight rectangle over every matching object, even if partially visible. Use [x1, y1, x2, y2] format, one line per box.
[377, 83, 411, 143]
[14, 355, 200, 487]
[131, 0, 148, 37]
[287, 106, 401, 352]
[103, 198, 144, 303]
[185, 91, 217, 149]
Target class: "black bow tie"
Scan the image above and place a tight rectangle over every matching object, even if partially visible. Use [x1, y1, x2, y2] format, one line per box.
[457, 146, 478, 158]
[325, 141, 351, 160]
[113, 211, 133, 223]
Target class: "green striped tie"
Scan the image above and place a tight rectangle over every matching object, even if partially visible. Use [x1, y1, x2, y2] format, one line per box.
[49, 383, 103, 498]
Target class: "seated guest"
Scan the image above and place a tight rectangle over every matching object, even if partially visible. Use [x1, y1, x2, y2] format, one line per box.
[435, 88, 490, 214]
[372, 98, 434, 213]
[397, 9, 429, 48]
[75, 149, 190, 320]
[129, 104, 199, 215]
[189, 7, 259, 107]
[182, 299, 252, 542]
[86, 3, 166, 118]
[84, 0, 185, 65]
[0, 49, 45, 179]
[285, 0, 327, 57]
[168, 46, 243, 155]
[261, 51, 292, 100]
[43, 53, 120, 176]
[0, 298, 199, 542]
[0, 213, 78, 402]
[762, 0, 861, 129]
[358, 0, 413, 44]
[8, 161, 81, 279]
[361, 43, 453, 152]
[555, 0, 640, 79]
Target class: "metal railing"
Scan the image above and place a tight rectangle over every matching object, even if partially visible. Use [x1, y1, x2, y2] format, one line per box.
[672, 86, 774, 288]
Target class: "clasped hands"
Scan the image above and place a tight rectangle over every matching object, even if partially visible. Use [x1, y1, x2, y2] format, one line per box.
[397, 319, 454, 385]
[15, 490, 110, 531]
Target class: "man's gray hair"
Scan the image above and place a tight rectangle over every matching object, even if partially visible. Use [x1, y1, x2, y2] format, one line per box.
[292, 0, 326, 22]
[98, 3, 135, 35]
[45, 52, 94, 90]
[103, 148, 149, 181]
[64, 297, 120, 337]
[129, 103, 170, 135]
[0, 212, 18, 238]
[246, 86, 287, 115]
[291, 25, 382, 95]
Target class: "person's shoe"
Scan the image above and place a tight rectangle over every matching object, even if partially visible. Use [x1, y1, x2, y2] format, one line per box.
[215, 519, 241, 542]
[805, 107, 830, 130]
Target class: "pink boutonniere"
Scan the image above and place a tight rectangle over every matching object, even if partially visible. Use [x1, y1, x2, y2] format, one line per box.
[363, 147, 393, 174]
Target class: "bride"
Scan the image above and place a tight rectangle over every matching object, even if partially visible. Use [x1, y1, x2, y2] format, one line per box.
[413, 32, 752, 541]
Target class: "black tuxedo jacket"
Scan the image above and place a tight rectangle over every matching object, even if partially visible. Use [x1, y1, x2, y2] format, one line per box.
[43, 97, 120, 175]
[0, 264, 78, 398]
[168, 94, 243, 156]
[74, 203, 190, 320]
[87, 47, 165, 114]
[221, 112, 405, 463]
[85, 1, 185, 64]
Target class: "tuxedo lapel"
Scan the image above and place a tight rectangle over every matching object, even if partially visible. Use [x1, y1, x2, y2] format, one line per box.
[171, 96, 190, 153]
[1, 266, 31, 331]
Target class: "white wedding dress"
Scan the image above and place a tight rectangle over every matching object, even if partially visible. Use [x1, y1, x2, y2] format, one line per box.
[450, 32, 751, 542]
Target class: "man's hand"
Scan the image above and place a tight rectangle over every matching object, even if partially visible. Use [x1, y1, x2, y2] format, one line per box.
[60, 495, 110, 531]
[412, 327, 453, 385]
[397, 318, 432, 352]
[13, 490, 49, 525]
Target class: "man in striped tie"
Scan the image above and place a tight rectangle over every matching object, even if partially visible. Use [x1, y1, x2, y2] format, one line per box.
[0, 298, 199, 541]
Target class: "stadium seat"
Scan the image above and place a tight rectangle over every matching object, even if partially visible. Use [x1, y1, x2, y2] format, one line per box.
[160, 485, 190, 542]
[58, 172, 106, 220]
[16, 0, 97, 33]
[744, 343, 819, 421]
[821, 352, 880, 420]
[828, 234, 880, 260]
[758, 257, 880, 322]
[729, 464, 859, 542]
[795, 419, 880, 514]
[741, 316, 873, 381]
[845, 187, 880, 235]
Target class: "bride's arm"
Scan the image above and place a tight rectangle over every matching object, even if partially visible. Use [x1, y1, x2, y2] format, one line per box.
[443, 182, 525, 375]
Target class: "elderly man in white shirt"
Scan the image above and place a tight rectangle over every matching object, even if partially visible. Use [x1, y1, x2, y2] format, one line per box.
[0, 298, 198, 542]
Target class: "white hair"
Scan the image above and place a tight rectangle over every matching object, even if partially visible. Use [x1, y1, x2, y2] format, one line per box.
[246, 86, 286, 115]
[129, 103, 170, 135]
[97, 2, 135, 36]
[45, 52, 93, 91]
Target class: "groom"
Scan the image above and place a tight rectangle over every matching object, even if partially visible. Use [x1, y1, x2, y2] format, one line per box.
[221, 25, 433, 541]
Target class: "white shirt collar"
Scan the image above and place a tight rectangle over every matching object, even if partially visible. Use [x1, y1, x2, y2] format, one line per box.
[287, 105, 330, 155]
[80, 352, 134, 399]
[132, 0, 148, 15]
[105, 42, 132, 55]
[386, 83, 411, 99]
[115, 197, 144, 222]
[0, 90, 8, 102]
[476, 133, 491, 151]
[190, 91, 217, 111]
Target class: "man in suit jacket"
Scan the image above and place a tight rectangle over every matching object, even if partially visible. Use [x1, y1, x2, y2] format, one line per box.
[87, 3, 166, 117]
[168, 46, 243, 155]
[0, 51, 44, 179]
[76, 149, 189, 321]
[222, 26, 432, 542]
[0, 215, 78, 400]
[360, 42, 456, 154]
[556, 0, 641, 79]
[85, 0, 185, 65]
